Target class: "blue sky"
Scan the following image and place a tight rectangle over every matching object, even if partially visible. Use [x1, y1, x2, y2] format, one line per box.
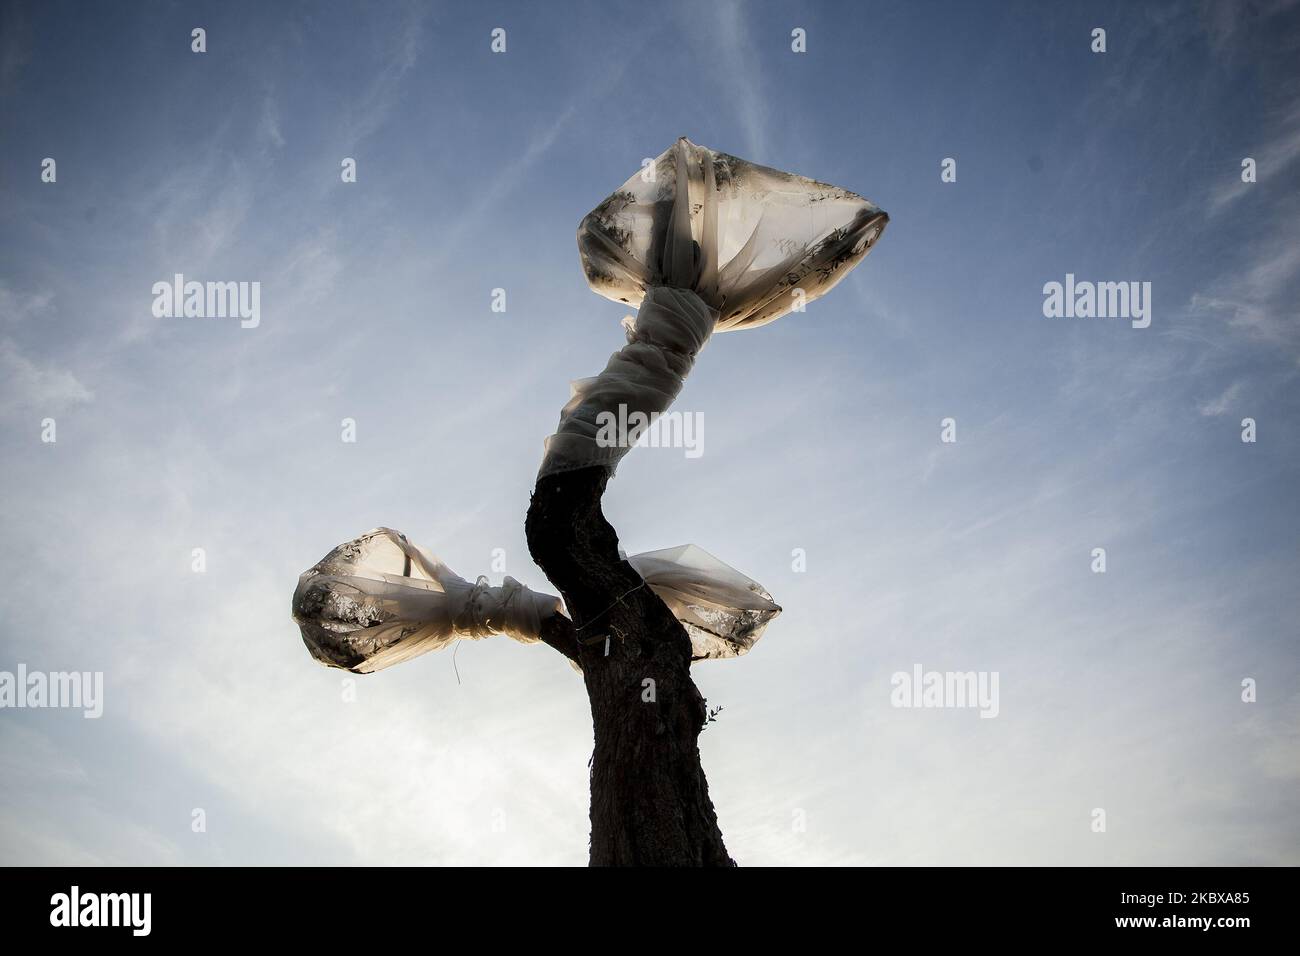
[1, 0, 1297, 865]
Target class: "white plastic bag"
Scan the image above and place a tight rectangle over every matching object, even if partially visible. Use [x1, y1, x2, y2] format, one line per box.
[541, 137, 887, 476]
[626, 544, 780, 660]
[292, 529, 781, 672]
[292, 528, 561, 673]
[540, 286, 714, 476]
[578, 137, 887, 331]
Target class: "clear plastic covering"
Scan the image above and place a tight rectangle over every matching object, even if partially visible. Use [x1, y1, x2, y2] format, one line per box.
[293, 141, 887, 673]
[292, 529, 781, 672]
[540, 137, 888, 476]
[627, 544, 781, 660]
[578, 137, 888, 331]
[292, 528, 562, 673]
[539, 286, 714, 476]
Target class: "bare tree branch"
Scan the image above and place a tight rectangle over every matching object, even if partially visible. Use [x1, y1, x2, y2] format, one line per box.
[527, 466, 733, 866]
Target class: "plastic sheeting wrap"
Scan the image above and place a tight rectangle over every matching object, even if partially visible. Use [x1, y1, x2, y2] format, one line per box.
[540, 286, 714, 476]
[292, 528, 561, 674]
[626, 544, 780, 660]
[292, 528, 781, 672]
[578, 137, 888, 331]
[293, 141, 886, 672]
[540, 137, 887, 477]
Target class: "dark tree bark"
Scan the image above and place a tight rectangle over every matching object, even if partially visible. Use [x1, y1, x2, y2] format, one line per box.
[526, 466, 733, 866]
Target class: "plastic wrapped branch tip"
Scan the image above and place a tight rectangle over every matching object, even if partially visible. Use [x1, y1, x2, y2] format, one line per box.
[292, 138, 886, 673]
[293, 528, 781, 672]
[579, 136, 887, 330]
[540, 137, 887, 477]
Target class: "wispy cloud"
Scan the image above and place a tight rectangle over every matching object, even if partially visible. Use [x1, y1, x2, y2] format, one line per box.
[335, 5, 428, 156]
[1197, 380, 1243, 416]
[259, 94, 286, 151]
[428, 109, 577, 263]
[0, 281, 53, 324]
[1189, 227, 1300, 359]
[0, 339, 92, 416]
[1210, 103, 1300, 211]
[1200, 0, 1300, 57]
[709, 0, 771, 159]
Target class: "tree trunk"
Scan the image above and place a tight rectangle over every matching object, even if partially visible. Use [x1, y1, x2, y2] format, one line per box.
[526, 466, 733, 866]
